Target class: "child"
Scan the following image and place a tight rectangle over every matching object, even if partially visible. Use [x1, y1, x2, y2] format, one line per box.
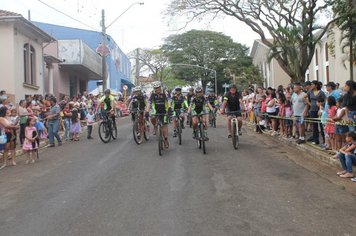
[333, 97, 349, 151]
[336, 132, 356, 178]
[324, 96, 337, 150]
[86, 108, 95, 139]
[70, 106, 81, 141]
[278, 96, 286, 137]
[285, 99, 293, 138]
[23, 117, 38, 164]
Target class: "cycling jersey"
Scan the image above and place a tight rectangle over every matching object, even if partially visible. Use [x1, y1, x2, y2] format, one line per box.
[149, 92, 168, 114]
[191, 96, 208, 114]
[207, 95, 218, 108]
[171, 95, 186, 110]
[100, 95, 115, 111]
[186, 94, 194, 106]
[130, 95, 147, 111]
[223, 92, 242, 112]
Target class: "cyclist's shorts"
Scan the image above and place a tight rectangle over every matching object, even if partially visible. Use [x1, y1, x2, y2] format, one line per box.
[152, 113, 168, 124]
[227, 111, 242, 117]
[173, 109, 184, 117]
[191, 109, 207, 116]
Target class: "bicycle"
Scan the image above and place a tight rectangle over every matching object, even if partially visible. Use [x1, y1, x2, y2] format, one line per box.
[227, 111, 241, 150]
[209, 109, 217, 128]
[152, 113, 167, 156]
[172, 109, 184, 145]
[98, 111, 118, 143]
[194, 112, 208, 154]
[131, 109, 149, 145]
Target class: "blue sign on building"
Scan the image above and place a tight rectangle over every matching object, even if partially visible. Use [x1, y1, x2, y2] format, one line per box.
[34, 22, 132, 93]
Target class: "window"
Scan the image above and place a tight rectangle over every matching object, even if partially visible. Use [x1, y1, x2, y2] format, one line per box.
[316, 69, 319, 81]
[325, 43, 329, 61]
[23, 43, 36, 85]
[315, 49, 319, 66]
[326, 66, 330, 83]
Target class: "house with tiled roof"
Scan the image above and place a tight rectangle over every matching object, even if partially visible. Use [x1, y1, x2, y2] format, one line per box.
[0, 9, 55, 103]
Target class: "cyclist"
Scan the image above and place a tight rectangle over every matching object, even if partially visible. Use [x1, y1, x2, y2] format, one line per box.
[188, 87, 213, 140]
[127, 86, 148, 137]
[169, 86, 187, 137]
[146, 81, 170, 148]
[185, 87, 195, 125]
[96, 89, 116, 137]
[220, 84, 245, 138]
[207, 89, 219, 124]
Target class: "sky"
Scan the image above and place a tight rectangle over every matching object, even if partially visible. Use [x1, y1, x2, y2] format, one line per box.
[1, 0, 260, 54]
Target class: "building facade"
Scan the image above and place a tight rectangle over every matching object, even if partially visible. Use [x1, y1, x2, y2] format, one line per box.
[0, 10, 54, 103]
[250, 27, 356, 89]
[250, 39, 291, 88]
[34, 22, 132, 96]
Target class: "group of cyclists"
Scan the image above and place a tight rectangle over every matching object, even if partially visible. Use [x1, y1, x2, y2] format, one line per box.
[97, 81, 245, 149]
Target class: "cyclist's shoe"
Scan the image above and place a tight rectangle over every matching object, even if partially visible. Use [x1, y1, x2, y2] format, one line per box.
[238, 131, 242, 136]
[173, 130, 177, 138]
[227, 133, 232, 138]
[204, 131, 209, 141]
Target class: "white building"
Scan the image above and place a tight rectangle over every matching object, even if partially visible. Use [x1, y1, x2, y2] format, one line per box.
[0, 10, 54, 103]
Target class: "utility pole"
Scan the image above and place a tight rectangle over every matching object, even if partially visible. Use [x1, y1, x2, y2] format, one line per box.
[101, 9, 107, 92]
[135, 48, 140, 86]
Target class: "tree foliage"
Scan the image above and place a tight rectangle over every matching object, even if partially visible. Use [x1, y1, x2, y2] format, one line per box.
[162, 30, 258, 92]
[328, 0, 356, 80]
[137, 48, 169, 82]
[166, 0, 344, 82]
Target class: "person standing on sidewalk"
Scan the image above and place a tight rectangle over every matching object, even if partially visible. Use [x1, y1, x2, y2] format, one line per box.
[18, 99, 30, 146]
[62, 102, 72, 141]
[45, 97, 62, 147]
[292, 83, 308, 144]
[342, 80, 356, 132]
[86, 108, 95, 139]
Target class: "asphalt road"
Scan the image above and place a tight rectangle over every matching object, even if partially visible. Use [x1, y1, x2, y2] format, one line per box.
[0, 116, 355, 236]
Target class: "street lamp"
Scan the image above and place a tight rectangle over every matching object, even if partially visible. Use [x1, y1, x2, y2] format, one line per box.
[170, 63, 217, 95]
[100, 2, 144, 92]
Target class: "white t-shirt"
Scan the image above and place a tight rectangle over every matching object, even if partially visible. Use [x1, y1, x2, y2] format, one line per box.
[86, 113, 95, 125]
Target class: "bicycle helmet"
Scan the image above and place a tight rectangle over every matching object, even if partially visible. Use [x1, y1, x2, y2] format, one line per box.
[132, 86, 141, 92]
[104, 89, 111, 94]
[152, 81, 161, 88]
[175, 86, 182, 92]
[195, 87, 203, 93]
[229, 84, 237, 89]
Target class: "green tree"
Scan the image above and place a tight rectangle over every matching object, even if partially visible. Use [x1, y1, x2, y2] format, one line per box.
[137, 48, 169, 82]
[166, 0, 345, 82]
[162, 30, 253, 92]
[328, 0, 356, 80]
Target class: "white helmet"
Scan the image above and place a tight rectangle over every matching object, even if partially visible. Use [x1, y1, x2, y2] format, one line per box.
[132, 86, 141, 92]
[152, 81, 161, 88]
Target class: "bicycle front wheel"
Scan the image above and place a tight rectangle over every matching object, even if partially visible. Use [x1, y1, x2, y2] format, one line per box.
[158, 126, 163, 156]
[232, 122, 237, 149]
[111, 120, 118, 140]
[200, 123, 206, 154]
[133, 120, 142, 145]
[98, 121, 111, 143]
[178, 119, 182, 145]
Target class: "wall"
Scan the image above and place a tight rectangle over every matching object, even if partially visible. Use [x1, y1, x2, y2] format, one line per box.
[0, 23, 15, 97]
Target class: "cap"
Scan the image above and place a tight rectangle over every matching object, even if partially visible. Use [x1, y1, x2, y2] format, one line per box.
[325, 82, 336, 89]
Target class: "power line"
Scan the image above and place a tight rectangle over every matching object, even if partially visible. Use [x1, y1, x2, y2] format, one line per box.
[37, 0, 98, 31]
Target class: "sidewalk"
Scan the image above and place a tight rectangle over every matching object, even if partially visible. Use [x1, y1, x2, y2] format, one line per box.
[246, 123, 340, 168]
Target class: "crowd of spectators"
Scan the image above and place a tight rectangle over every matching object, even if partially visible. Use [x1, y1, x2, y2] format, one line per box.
[0, 90, 123, 169]
[242, 80, 356, 181]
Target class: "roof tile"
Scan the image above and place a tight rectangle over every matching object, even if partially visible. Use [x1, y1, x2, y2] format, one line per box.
[0, 9, 22, 17]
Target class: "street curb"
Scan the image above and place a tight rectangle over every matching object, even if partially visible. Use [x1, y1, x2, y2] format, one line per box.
[246, 124, 340, 168]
